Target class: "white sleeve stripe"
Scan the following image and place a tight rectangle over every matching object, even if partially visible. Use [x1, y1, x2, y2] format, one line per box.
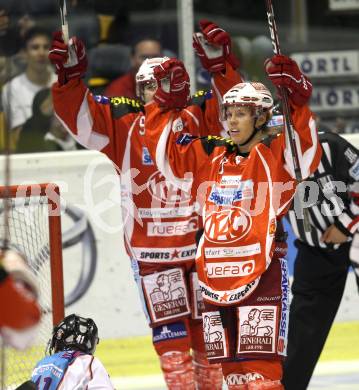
[77, 90, 110, 150]
[155, 116, 193, 192]
[55, 91, 110, 151]
[211, 76, 228, 133]
[297, 116, 318, 179]
[121, 116, 140, 246]
[256, 148, 276, 269]
[184, 108, 200, 127]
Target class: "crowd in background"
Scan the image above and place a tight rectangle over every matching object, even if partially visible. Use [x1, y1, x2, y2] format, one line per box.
[0, 0, 358, 154]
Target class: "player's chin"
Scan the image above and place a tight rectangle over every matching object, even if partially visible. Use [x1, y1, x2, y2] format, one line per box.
[229, 130, 242, 142]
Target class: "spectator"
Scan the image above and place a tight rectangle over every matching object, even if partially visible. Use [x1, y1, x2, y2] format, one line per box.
[17, 88, 77, 153]
[333, 117, 349, 134]
[104, 37, 162, 98]
[93, 0, 129, 44]
[0, 7, 27, 87]
[1, 27, 56, 149]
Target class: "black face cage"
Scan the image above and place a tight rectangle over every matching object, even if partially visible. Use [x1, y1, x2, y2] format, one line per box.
[48, 314, 99, 355]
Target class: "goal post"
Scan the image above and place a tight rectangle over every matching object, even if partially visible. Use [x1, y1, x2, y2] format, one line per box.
[0, 183, 64, 388]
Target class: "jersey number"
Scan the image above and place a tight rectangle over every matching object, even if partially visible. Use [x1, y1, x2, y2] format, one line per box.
[35, 376, 52, 390]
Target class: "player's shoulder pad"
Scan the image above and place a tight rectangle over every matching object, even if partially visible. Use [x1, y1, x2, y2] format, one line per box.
[93, 95, 143, 118]
[201, 135, 236, 155]
[189, 90, 213, 109]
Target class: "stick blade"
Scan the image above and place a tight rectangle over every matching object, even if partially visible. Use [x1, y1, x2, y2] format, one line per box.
[59, 0, 67, 25]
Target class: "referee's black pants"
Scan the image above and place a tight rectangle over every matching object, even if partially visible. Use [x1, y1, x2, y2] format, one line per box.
[282, 240, 351, 390]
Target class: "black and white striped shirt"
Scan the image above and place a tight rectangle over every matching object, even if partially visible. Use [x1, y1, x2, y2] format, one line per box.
[287, 132, 359, 250]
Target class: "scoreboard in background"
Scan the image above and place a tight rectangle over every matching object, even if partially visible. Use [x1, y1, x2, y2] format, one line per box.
[310, 85, 359, 112]
[291, 50, 359, 129]
[329, 0, 359, 11]
[291, 51, 359, 79]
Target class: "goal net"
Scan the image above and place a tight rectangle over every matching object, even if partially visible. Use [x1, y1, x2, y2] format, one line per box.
[0, 183, 64, 389]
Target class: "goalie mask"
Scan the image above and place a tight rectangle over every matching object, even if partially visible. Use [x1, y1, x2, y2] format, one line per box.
[136, 57, 169, 101]
[48, 314, 99, 355]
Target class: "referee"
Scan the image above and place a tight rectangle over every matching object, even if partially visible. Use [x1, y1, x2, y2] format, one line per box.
[281, 129, 359, 390]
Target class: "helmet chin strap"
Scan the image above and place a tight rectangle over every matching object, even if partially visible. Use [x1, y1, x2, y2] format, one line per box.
[237, 126, 260, 146]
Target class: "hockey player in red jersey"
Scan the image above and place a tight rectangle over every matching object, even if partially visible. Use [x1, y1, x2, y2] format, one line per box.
[143, 54, 322, 389]
[0, 249, 41, 350]
[49, 20, 241, 389]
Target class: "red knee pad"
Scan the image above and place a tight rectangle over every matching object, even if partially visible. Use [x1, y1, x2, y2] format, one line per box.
[159, 351, 195, 390]
[193, 350, 223, 390]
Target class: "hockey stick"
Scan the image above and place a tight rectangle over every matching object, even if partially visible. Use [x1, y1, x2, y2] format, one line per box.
[58, 0, 76, 65]
[265, 0, 311, 232]
[59, 0, 69, 43]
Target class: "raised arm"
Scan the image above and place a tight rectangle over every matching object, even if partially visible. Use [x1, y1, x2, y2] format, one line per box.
[192, 20, 242, 134]
[49, 31, 141, 159]
[265, 54, 322, 180]
[144, 100, 210, 190]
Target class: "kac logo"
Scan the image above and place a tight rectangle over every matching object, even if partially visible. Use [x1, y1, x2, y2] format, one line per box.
[204, 206, 252, 244]
[147, 171, 191, 205]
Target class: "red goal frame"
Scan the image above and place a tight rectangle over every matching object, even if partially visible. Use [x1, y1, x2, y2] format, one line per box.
[0, 182, 65, 325]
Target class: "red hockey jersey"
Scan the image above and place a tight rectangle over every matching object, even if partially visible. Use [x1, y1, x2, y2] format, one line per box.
[52, 63, 241, 265]
[144, 100, 322, 304]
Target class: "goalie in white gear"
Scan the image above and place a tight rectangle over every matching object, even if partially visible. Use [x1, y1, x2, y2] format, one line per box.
[31, 314, 114, 389]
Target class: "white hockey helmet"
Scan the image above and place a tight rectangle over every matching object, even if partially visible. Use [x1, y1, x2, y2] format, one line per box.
[135, 57, 169, 99]
[221, 82, 274, 120]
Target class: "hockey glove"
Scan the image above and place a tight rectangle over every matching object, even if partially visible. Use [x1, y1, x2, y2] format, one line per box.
[1, 250, 39, 299]
[153, 58, 190, 109]
[265, 54, 312, 106]
[193, 19, 239, 73]
[48, 31, 88, 85]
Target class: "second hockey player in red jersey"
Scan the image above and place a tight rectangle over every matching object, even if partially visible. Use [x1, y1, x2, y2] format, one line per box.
[143, 54, 322, 389]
